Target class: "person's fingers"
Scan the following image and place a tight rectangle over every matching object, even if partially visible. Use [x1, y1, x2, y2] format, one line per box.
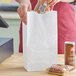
[47, 0, 52, 3]
[17, 4, 28, 24]
[48, 0, 56, 6]
[21, 12, 27, 24]
[28, 2, 32, 11]
[17, 2, 32, 24]
[17, 5, 25, 17]
[17, 9, 25, 20]
[17, 4, 27, 15]
[22, 7, 27, 24]
[21, 17, 27, 24]
[21, 13, 27, 24]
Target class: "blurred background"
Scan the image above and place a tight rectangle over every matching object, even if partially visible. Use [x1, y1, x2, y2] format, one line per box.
[0, 0, 20, 53]
[0, 0, 76, 53]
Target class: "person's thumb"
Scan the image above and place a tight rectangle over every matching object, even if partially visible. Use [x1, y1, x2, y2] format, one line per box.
[27, 2, 32, 11]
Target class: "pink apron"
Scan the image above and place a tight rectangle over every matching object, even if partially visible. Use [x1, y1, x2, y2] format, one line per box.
[19, 1, 76, 54]
[54, 2, 76, 54]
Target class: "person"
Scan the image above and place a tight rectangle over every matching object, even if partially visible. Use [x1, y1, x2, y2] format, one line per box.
[16, 0, 76, 54]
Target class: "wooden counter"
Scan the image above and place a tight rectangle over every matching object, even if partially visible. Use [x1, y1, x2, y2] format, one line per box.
[0, 53, 76, 76]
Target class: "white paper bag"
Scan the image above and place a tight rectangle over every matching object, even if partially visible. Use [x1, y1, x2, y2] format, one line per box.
[23, 11, 58, 71]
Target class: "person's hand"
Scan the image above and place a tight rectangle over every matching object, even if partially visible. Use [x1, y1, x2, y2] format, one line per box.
[17, 1, 31, 24]
[47, 0, 61, 6]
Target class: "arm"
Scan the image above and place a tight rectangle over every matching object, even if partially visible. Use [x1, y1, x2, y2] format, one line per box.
[16, 0, 29, 4]
[61, 0, 75, 2]
[48, 0, 76, 7]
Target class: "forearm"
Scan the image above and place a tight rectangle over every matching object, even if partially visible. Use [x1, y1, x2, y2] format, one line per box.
[16, 0, 29, 3]
[61, 0, 75, 2]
